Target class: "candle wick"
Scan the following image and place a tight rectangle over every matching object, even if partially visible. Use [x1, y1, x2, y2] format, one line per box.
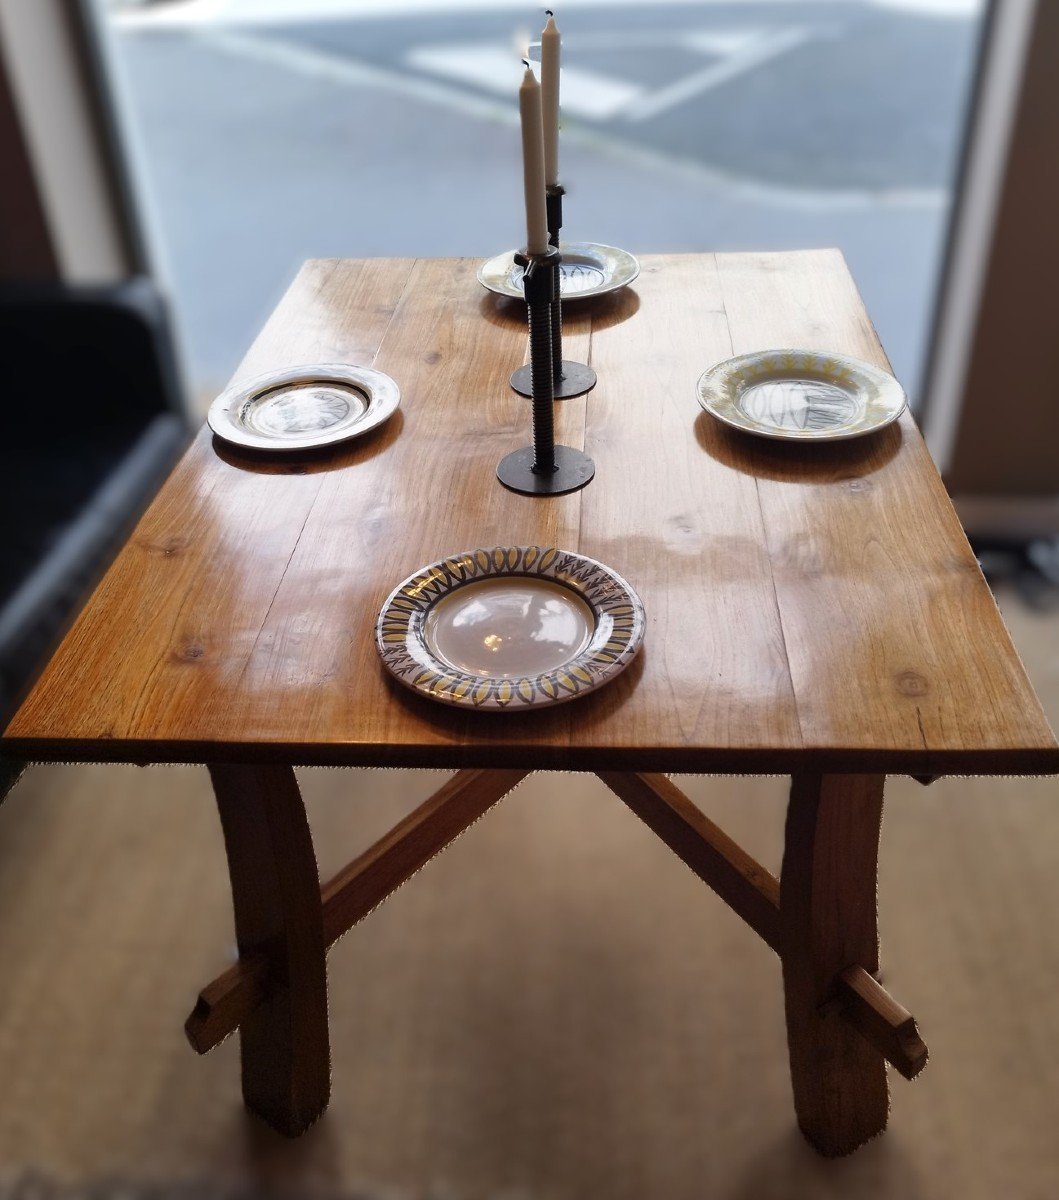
[545, 9, 553, 15]
[522, 57, 531, 67]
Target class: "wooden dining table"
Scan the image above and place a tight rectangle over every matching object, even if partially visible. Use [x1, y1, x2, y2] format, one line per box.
[2, 250, 1056, 1158]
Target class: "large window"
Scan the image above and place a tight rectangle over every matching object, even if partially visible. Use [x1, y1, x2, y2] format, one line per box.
[102, 0, 985, 409]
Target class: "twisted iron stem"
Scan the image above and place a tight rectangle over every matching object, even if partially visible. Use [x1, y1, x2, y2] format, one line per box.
[550, 260, 564, 385]
[527, 287, 556, 473]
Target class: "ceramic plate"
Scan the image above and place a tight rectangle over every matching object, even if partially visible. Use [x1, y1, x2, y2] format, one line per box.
[208, 364, 400, 452]
[697, 349, 906, 442]
[376, 546, 645, 710]
[477, 242, 640, 301]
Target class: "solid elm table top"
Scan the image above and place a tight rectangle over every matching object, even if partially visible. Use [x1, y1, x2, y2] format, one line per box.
[4, 251, 1057, 775]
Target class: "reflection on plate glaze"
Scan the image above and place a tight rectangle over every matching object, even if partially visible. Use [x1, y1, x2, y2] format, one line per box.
[697, 349, 906, 443]
[478, 241, 640, 301]
[244, 385, 359, 437]
[425, 577, 595, 677]
[376, 546, 645, 710]
[740, 378, 860, 432]
[509, 259, 608, 295]
[207, 364, 400, 453]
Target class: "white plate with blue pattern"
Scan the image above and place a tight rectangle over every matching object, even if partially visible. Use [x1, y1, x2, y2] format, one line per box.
[376, 546, 645, 711]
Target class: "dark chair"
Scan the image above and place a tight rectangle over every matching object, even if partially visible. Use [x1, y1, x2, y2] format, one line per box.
[0, 276, 189, 720]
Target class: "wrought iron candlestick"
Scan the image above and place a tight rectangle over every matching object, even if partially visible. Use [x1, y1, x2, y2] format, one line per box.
[509, 184, 597, 402]
[497, 246, 595, 496]
[546, 182, 563, 249]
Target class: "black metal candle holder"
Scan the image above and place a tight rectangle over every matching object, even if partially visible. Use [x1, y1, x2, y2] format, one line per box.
[546, 182, 564, 250]
[497, 246, 594, 496]
[509, 184, 597, 402]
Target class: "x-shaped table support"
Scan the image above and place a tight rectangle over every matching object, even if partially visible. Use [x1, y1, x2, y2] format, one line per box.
[190, 766, 926, 1155]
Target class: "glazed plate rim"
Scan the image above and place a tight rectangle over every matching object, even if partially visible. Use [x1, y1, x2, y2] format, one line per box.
[696, 349, 906, 443]
[375, 546, 646, 711]
[477, 241, 640, 301]
[207, 363, 401, 452]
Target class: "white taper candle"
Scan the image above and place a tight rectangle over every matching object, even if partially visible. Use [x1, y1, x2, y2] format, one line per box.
[541, 11, 561, 187]
[518, 61, 549, 255]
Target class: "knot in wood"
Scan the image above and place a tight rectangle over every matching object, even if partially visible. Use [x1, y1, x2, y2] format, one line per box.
[144, 535, 188, 558]
[895, 670, 929, 697]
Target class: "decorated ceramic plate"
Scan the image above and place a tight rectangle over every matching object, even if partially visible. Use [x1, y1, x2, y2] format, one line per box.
[477, 242, 640, 301]
[697, 349, 906, 443]
[376, 546, 645, 711]
[208, 364, 400, 452]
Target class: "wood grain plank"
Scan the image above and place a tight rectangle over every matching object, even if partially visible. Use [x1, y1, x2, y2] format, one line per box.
[715, 250, 1058, 772]
[573, 254, 800, 755]
[7, 259, 415, 746]
[4, 253, 1056, 774]
[193, 258, 589, 756]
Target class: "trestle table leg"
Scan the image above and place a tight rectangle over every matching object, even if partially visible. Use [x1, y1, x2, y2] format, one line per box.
[208, 763, 330, 1136]
[781, 772, 889, 1156]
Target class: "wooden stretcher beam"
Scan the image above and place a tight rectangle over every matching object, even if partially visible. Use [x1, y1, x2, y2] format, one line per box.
[596, 771, 782, 951]
[597, 771, 929, 1086]
[832, 964, 929, 1080]
[188, 766, 929, 1089]
[186, 767, 529, 1054]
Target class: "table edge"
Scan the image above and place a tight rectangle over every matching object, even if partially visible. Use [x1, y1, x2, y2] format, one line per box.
[3, 736, 1057, 778]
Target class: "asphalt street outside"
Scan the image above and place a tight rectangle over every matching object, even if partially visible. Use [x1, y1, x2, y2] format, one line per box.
[106, 0, 984, 406]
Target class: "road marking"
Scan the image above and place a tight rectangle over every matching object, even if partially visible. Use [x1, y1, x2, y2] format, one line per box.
[114, 0, 230, 25]
[203, 26, 526, 123]
[407, 42, 644, 121]
[682, 29, 779, 56]
[627, 27, 819, 122]
[874, 0, 980, 13]
[407, 26, 828, 125]
[198, 27, 946, 212]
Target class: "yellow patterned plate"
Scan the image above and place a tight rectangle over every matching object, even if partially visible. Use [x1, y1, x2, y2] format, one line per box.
[376, 547, 645, 711]
[697, 349, 906, 442]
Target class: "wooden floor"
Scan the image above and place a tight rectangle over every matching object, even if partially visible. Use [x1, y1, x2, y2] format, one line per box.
[0, 590, 1055, 1199]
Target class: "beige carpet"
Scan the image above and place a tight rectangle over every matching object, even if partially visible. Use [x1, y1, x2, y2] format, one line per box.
[0, 591, 1056, 1200]
[0, 1178, 381, 1200]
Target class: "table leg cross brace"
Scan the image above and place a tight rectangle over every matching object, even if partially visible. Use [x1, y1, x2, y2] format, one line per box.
[596, 772, 927, 1086]
[186, 767, 528, 1056]
[190, 765, 926, 1153]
